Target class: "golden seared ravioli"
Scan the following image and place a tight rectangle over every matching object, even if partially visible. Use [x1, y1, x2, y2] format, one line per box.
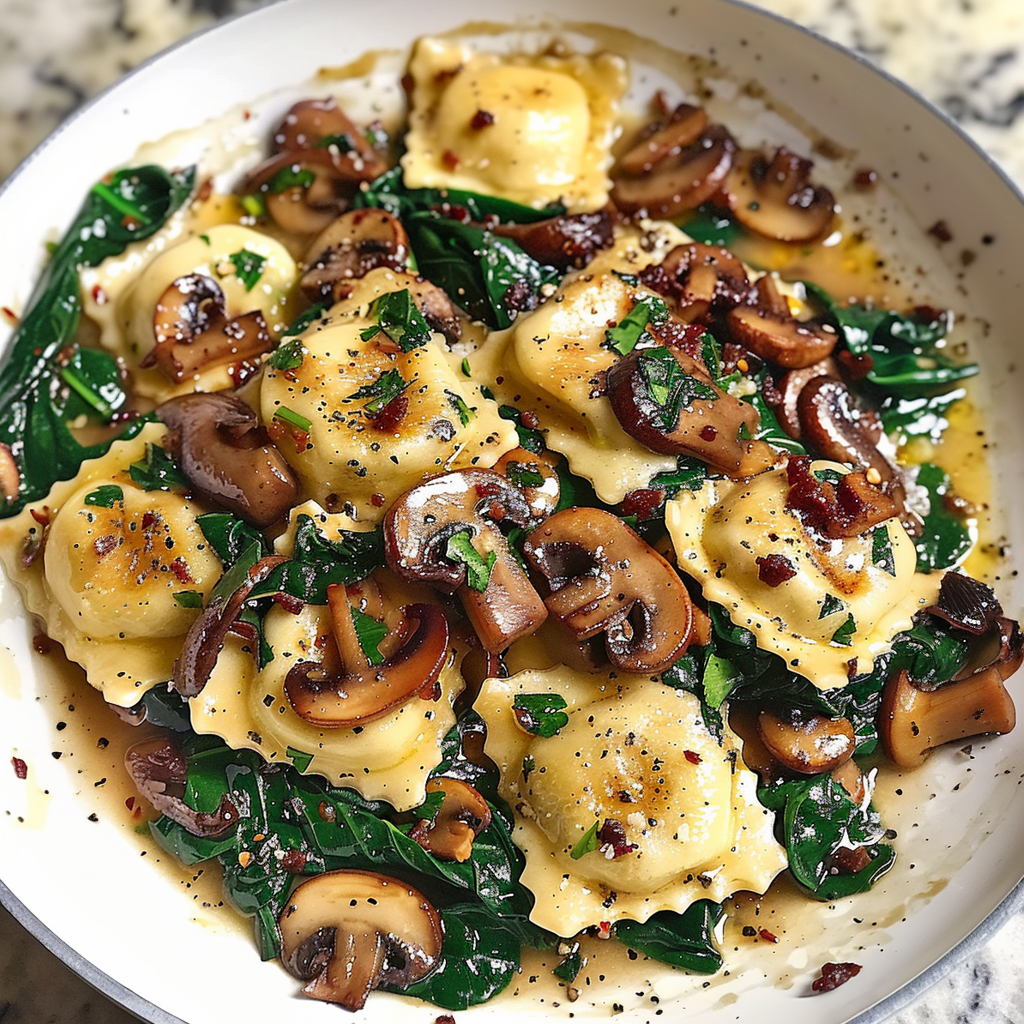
[474, 224, 690, 503]
[85, 223, 298, 400]
[190, 570, 463, 813]
[666, 460, 943, 690]
[401, 36, 627, 212]
[260, 269, 516, 523]
[476, 666, 785, 936]
[0, 423, 221, 706]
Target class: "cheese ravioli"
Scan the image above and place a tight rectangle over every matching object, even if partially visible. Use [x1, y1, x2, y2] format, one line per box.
[476, 666, 786, 936]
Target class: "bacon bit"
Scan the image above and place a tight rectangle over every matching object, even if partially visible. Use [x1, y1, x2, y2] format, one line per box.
[597, 819, 638, 859]
[828, 845, 872, 875]
[170, 557, 193, 584]
[238, 851, 254, 868]
[486, 501, 505, 522]
[699, 424, 718, 442]
[684, 750, 702, 765]
[291, 428, 312, 453]
[620, 487, 666, 522]
[1, 306, 19, 325]
[471, 109, 495, 130]
[91, 284, 108, 306]
[785, 455, 896, 540]
[94, 535, 117, 558]
[370, 493, 386, 508]
[372, 393, 409, 434]
[442, 149, 461, 171]
[229, 357, 264, 389]
[11, 757, 27, 780]
[758, 928, 779, 944]
[435, 1016, 457, 1024]
[756, 553, 798, 587]
[273, 592, 305, 614]
[281, 849, 308, 873]
[812, 961, 862, 992]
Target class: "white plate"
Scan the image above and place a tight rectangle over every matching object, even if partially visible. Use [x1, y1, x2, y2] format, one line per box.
[1, 1, 1023, 1022]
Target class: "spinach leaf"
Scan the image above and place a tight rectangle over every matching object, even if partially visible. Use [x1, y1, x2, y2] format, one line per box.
[0, 164, 195, 515]
[196, 511, 268, 565]
[912, 462, 973, 570]
[615, 902, 724, 974]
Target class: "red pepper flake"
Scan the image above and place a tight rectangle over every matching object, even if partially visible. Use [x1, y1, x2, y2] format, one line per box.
[125, 796, 135, 811]
[372, 393, 409, 434]
[0, 306, 18, 326]
[852, 167, 878, 191]
[370, 493, 386, 508]
[318, 801, 337, 824]
[812, 962, 862, 992]
[684, 750, 702, 765]
[93, 535, 117, 558]
[596, 921, 612, 940]
[699, 424, 718, 442]
[141, 510, 157, 530]
[758, 928, 779, 944]
[11, 757, 27, 780]
[520, 410, 541, 430]
[475, 481, 502, 499]
[30, 507, 51, 527]
[281, 849, 308, 873]
[471, 109, 495, 130]
[435, 1016, 456, 1024]
[597, 819, 638, 859]
[620, 488, 665, 522]
[170, 557, 193, 584]
[442, 149, 461, 171]
[756, 553, 798, 587]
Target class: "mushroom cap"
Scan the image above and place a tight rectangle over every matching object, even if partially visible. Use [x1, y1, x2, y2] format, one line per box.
[279, 869, 442, 1010]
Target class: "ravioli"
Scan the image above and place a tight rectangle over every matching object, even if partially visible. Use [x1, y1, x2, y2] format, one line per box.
[0, 423, 221, 706]
[402, 36, 627, 211]
[475, 666, 786, 936]
[260, 268, 517, 522]
[666, 460, 944, 690]
[87, 223, 299, 400]
[473, 224, 694, 503]
[190, 569, 463, 812]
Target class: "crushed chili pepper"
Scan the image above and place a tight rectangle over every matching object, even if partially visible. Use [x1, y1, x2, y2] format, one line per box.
[756, 553, 797, 587]
[11, 757, 27, 779]
[812, 961, 862, 992]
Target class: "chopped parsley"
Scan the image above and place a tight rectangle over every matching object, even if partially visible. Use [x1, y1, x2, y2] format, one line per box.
[446, 530, 496, 592]
[228, 249, 267, 291]
[872, 525, 897, 576]
[84, 484, 124, 508]
[349, 369, 410, 415]
[638, 346, 717, 431]
[360, 290, 432, 352]
[512, 693, 569, 738]
[570, 820, 601, 860]
[605, 296, 668, 356]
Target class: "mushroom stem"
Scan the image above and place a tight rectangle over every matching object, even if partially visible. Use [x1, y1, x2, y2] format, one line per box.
[409, 777, 493, 862]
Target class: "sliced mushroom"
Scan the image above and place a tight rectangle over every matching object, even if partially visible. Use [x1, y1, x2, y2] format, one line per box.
[726, 147, 836, 243]
[605, 343, 778, 477]
[523, 506, 693, 673]
[125, 736, 238, 836]
[492, 208, 615, 271]
[384, 469, 548, 653]
[284, 592, 449, 728]
[493, 446, 561, 519]
[158, 392, 300, 527]
[409, 777, 492, 862]
[640, 242, 751, 325]
[617, 103, 709, 177]
[727, 275, 838, 369]
[300, 209, 411, 303]
[879, 613, 1023, 768]
[762, 357, 842, 441]
[611, 123, 736, 220]
[144, 274, 273, 382]
[757, 708, 856, 774]
[173, 554, 288, 697]
[279, 869, 442, 1010]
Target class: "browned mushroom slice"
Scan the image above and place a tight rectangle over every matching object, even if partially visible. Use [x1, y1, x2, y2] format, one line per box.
[880, 613, 1023, 768]
[639, 242, 751, 324]
[125, 736, 238, 836]
[173, 554, 288, 697]
[726, 147, 836, 243]
[605, 343, 778, 478]
[493, 446, 561, 519]
[284, 594, 449, 728]
[409, 777, 493, 862]
[727, 276, 838, 370]
[144, 274, 273, 382]
[492, 208, 615, 271]
[756, 709, 856, 774]
[279, 869, 442, 1010]
[617, 103, 709, 177]
[158, 392, 299, 527]
[763, 357, 842, 441]
[611, 124, 736, 220]
[384, 469, 548, 653]
[523, 506, 693, 673]
[273, 98, 385, 166]
[300, 209, 412, 303]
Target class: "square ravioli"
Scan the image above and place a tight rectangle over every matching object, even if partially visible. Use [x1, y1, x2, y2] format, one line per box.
[401, 35, 627, 211]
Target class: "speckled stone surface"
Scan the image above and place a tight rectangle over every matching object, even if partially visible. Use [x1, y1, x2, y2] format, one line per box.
[2, 1, 1024, 1022]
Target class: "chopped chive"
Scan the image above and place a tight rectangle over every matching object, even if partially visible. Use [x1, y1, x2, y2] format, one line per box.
[274, 406, 312, 432]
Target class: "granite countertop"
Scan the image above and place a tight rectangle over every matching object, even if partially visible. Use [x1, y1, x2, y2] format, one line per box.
[2, 0, 1024, 1021]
